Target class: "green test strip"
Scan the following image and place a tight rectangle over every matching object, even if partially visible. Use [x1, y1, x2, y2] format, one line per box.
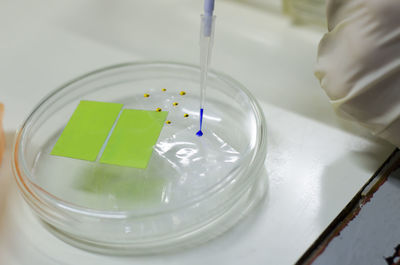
[100, 109, 168, 168]
[51, 101, 123, 161]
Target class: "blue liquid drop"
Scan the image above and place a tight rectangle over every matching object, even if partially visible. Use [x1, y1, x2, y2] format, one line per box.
[197, 108, 204, 137]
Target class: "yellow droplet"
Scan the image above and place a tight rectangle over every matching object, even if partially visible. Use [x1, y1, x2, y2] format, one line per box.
[166, 120, 171, 124]
[173, 102, 179, 106]
[179, 91, 186, 96]
[144, 93, 150, 98]
[162, 88, 167, 92]
[184, 113, 189, 118]
[156, 108, 162, 112]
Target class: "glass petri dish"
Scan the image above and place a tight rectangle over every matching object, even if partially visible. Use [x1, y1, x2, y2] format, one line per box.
[12, 62, 267, 254]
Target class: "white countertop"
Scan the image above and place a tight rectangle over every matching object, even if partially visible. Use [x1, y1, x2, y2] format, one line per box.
[0, 1, 394, 264]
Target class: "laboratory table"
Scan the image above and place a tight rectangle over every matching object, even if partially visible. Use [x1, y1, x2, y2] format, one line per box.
[0, 1, 395, 264]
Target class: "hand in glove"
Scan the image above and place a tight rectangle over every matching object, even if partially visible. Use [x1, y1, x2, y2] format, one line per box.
[315, 0, 400, 147]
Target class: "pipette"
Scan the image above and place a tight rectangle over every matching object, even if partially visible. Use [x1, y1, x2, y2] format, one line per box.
[196, 0, 216, 137]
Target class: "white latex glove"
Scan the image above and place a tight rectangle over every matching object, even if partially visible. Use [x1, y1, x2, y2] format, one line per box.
[315, 0, 400, 147]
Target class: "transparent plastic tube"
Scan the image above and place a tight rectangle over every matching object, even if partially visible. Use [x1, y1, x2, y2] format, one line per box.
[197, 14, 216, 137]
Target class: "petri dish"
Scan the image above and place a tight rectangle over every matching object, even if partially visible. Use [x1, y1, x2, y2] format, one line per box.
[12, 62, 267, 254]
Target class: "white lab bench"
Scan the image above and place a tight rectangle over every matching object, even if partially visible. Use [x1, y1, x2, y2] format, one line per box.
[0, 1, 394, 264]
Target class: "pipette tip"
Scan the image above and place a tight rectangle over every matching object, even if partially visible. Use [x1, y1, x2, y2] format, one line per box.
[196, 108, 204, 137]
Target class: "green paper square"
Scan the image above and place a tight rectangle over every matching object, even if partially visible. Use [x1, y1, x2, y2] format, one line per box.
[51, 100, 123, 161]
[100, 109, 168, 168]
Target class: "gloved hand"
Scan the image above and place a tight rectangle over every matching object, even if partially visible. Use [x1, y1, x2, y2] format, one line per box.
[315, 0, 400, 147]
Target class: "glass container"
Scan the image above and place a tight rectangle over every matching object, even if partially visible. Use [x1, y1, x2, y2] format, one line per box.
[12, 62, 267, 254]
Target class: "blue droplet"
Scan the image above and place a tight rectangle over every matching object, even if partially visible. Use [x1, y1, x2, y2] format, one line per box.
[197, 108, 204, 137]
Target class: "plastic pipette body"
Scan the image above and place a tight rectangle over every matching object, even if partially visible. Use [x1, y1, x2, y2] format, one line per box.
[197, 1, 216, 137]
